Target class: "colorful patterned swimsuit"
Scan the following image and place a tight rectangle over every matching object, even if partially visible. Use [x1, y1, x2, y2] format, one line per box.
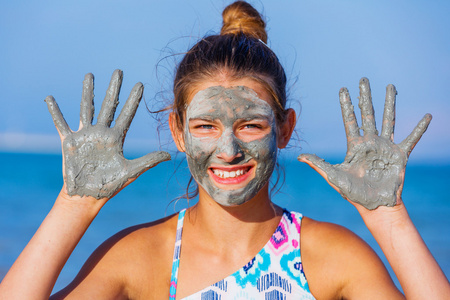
[169, 209, 316, 299]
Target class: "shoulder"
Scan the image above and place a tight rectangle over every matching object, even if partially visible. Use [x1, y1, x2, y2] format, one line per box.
[55, 212, 180, 299]
[300, 216, 363, 253]
[103, 212, 180, 296]
[113, 212, 179, 258]
[299, 217, 403, 299]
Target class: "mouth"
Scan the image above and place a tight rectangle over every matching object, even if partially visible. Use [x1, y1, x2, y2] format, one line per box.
[208, 165, 254, 186]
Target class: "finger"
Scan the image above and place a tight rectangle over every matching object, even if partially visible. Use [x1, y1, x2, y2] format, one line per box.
[114, 82, 144, 134]
[97, 69, 123, 127]
[45, 96, 71, 137]
[339, 87, 360, 143]
[126, 151, 171, 179]
[399, 113, 432, 157]
[298, 153, 338, 184]
[80, 73, 95, 129]
[358, 77, 378, 135]
[380, 84, 397, 141]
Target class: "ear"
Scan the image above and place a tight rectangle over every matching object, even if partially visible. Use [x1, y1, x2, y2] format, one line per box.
[169, 112, 186, 152]
[277, 108, 296, 149]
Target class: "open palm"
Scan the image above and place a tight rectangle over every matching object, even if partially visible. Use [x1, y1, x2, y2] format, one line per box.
[299, 78, 431, 210]
[45, 70, 170, 199]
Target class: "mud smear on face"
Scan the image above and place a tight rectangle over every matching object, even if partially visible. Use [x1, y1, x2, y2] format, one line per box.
[184, 86, 278, 206]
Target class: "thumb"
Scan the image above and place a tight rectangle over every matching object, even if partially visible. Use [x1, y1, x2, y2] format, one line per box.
[126, 151, 171, 179]
[298, 153, 340, 191]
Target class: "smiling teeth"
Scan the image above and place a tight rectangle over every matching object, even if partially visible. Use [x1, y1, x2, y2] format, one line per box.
[212, 168, 248, 178]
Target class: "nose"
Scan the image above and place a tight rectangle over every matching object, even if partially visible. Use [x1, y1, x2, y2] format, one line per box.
[216, 129, 243, 162]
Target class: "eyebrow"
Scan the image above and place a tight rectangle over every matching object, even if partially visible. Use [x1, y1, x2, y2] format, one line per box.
[188, 114, 273, 124]
[188, 116, 216, 122]
[239, 114, 273, 122]
[187, 109, 274, 122]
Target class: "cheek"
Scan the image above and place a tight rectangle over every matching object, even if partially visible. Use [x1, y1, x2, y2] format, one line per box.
[184, 133, 218, 159]
[242, 129, 278, 161]
[185, 135, 216, 182]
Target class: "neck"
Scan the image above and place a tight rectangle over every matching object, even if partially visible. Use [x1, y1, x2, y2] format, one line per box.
[184, 185, 283, 253]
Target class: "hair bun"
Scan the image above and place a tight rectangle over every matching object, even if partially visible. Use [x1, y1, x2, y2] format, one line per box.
[220, 1, 267, 43]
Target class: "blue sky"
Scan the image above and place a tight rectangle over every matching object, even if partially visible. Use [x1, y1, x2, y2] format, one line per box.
[1, 0, 449, 163]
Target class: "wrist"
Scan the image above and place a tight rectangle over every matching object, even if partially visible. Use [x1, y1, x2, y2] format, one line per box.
[54, 187, 107, 220]
[355, 200, 412, 234]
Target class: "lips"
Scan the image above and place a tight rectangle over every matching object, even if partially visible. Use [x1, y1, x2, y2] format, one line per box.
[208, 165, 253, 185]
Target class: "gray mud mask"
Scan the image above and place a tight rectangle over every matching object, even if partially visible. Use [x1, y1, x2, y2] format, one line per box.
[184, 86, 278, 206]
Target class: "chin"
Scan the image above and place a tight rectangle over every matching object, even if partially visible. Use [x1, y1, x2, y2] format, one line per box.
[205, 181, 265, 207]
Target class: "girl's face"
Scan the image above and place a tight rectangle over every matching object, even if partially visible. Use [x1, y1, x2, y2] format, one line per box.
[171, 79, 293, 206]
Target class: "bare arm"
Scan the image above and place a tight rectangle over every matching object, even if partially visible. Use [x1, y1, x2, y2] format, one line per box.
[0, 193, 107, 299]
[0, 70, 170, 299]
[358, 203, 448, 299]
[299, 78, 449, 299]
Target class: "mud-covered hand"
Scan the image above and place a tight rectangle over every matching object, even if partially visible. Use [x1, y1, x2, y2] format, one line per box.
[298, 78, 431, 210]
[45, 70, 171, 199]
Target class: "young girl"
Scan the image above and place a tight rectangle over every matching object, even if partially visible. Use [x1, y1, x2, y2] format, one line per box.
[0, 1, 448, 299]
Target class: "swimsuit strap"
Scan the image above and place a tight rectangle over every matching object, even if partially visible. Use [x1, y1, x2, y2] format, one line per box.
[169, 209, 186, 300]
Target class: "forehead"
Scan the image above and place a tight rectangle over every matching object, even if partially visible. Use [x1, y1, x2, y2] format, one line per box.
[187, 86, 274, 119]
[188, 77, 273, 104]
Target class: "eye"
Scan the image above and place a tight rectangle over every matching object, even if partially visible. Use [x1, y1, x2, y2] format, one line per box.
[236, 119, 272, 141]
[199, 124, 214, 130]
[189, 119, 216, 131]
[189, 120, 219, 137]
[240, 121, 267, 131]
[244, 124, 261, 129]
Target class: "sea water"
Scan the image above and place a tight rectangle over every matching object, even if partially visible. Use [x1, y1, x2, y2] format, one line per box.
[0, 152, 449, 292]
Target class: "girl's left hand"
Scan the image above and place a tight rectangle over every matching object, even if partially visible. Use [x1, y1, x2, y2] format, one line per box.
[298, 78, 431, 210]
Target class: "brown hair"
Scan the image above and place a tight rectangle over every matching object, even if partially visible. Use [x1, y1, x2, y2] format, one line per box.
[172, 1, 288, 130]
[221, 0, 267, 43]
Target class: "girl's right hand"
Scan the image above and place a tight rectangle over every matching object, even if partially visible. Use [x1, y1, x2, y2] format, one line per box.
[45, 69, 170, 201]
